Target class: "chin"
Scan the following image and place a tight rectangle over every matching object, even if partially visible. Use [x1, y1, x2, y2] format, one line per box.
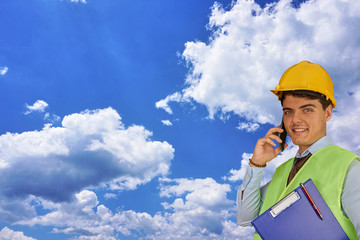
[291, 138, 310, 147]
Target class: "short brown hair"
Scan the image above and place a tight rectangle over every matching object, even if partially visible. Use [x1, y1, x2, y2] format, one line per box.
[280, 90, 332, 110]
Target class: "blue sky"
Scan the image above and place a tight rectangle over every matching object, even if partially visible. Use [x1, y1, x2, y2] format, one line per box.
[0, 0, 360, 239]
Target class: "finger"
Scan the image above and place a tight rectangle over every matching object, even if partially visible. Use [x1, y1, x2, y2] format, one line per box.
[265, 127, 284, 137]
[258, 136, 277, 147]
[264, 137, 278, 147]
[265, 134, 283, 144]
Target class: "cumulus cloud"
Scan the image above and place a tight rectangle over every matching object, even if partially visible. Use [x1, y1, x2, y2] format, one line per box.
[0, 66, 8, 76]
[328, 85, 360, 155]
[160, 177, 233, 209]
[161, 120, 173, 126]
[70, 0, 87, 3]
[0, 227, 35, 240]
[157, 0, 360, 128]
[104, 193, 117, 199]
[24, 100, 61, 123]
[44, 112, 61, 123]
[156, 177, 252, 239]
[237, 122, 260, 132]
[223, 152, 252, 182]
[155, 92, 185, 114]
[18, 178, 254, 239]
[0, 107, 174, 222]
[25, 100, 49, 114]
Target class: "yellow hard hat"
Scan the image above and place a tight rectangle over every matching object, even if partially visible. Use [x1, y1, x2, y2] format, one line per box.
[271, 61, 336, 108]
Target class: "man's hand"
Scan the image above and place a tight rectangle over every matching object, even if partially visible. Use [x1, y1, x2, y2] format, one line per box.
[250, 126, 287, 167]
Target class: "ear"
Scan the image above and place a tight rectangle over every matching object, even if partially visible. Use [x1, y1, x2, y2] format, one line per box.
[325, 105, 333, 122]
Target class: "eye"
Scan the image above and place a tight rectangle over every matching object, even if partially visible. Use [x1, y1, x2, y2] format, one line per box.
[283, 110, 292, 115]
[304, 108, 313, 113]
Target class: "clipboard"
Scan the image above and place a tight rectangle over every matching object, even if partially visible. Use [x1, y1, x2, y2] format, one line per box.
[251, 179, 349, 240]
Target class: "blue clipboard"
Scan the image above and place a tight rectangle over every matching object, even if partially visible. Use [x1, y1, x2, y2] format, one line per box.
[251, 179, 349, 240]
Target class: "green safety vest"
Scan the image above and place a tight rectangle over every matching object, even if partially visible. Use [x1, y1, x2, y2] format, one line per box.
[253, 145, 359, 240]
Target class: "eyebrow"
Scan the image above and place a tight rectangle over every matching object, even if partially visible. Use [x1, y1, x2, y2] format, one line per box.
[283, 104, 317, 111]
[300, 104, 317, 109]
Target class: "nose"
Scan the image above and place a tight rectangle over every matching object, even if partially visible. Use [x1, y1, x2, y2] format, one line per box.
[291, 110, 303, 124]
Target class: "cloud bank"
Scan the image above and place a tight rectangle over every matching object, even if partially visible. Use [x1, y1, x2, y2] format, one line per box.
[16, 177, 253, 240]
[328, 86, 360, 154]
[0, 107, 174, 223]
[157, 0, 360, 129]
[0, 227, 35, 240]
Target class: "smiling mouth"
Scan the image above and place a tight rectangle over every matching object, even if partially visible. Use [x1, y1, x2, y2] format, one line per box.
[292, 128, 308, 133]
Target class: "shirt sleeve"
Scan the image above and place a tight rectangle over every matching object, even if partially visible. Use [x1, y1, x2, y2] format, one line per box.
[341, 159, 360, 238]
[236, 164, 270, 227]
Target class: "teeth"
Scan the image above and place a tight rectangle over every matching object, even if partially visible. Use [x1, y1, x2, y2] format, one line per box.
[293, 128, 306, 132]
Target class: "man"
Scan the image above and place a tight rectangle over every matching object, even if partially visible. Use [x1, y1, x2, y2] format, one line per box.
[236, 61, 360, 239]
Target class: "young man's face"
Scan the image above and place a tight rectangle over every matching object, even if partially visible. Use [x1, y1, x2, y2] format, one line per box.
[282, 94, 333, 153]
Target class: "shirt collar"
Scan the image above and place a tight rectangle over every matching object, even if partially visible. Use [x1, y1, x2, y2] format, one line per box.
[295, 135, 333, 158]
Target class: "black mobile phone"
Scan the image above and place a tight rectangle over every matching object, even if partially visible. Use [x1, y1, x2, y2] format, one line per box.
[277, 120, 287, 151]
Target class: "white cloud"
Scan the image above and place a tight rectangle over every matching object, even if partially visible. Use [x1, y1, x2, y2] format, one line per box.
[104, 193, 117, 199]
[237, 122, 260, 132]
[44, 112, 61, 123]
[154, 177, 253, 239]
[0, 107, 174, 221]
[70, 0, 86, 3]
[25, 100, 49, 115]
[0, 227, 35, 240]
[155, 92, 185, 114]
[24, 100, 60, 123]
[159, 177, 233, 208]
[328, 85, 360, 155]
[0, 66, 8, 76]
[161, 120, 172, 126]
[223, 152, 252, 182]
[157, 0, 360, 128]
[18, 178, 253, 239]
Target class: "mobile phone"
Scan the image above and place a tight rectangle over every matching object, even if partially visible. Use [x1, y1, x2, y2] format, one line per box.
[277, 120, 287, 151]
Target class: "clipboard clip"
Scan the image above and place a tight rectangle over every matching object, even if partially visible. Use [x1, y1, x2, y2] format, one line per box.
[270, 191, 300, 217]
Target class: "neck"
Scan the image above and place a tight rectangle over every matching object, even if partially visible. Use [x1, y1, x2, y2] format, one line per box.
[298, 135, 329, 155]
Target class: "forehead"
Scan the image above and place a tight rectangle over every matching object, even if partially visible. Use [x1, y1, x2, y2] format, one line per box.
[282, 94, 322, 108]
